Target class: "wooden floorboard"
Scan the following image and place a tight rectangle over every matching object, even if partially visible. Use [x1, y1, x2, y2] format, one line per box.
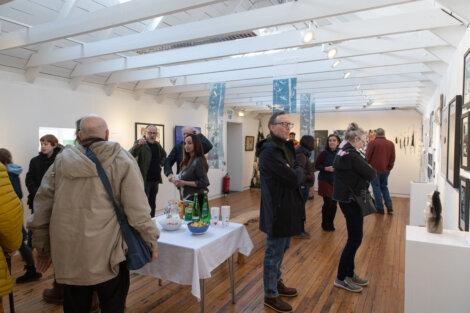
[3, 189, 409, 313]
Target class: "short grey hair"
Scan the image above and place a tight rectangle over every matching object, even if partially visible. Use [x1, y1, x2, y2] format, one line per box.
[344, 122, 366, 141]
[376, 128, 385, 136]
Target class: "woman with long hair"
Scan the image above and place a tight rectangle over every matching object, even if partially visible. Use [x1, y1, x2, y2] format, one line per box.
[315, 134, 341, 231]
[332, 123, 376, 293]
[173, 134, 210, 209]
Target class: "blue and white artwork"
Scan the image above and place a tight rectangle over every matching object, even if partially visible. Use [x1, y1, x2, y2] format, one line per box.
[300, 93, 315, 136]
[207, 83, 226, 169]
[273, 78, 297, 113]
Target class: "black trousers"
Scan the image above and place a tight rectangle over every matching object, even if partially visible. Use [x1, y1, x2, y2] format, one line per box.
[321, 196, 337, 230]
[63, 262, 130, 313]
[145, 181, 159, 217]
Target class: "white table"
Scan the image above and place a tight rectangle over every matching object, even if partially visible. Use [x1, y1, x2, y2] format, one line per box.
[134, 216, 254, 312]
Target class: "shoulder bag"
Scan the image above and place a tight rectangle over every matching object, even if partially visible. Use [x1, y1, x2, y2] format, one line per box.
[85, 147, 151, 270]
[349, 187, 377, 216]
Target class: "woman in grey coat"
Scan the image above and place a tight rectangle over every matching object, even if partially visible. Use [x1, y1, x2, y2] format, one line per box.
[173, 134, 210, 209]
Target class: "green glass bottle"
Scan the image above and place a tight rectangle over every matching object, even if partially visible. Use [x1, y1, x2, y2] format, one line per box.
[201, 191, 210, 223]
[193, 193, 200, 219]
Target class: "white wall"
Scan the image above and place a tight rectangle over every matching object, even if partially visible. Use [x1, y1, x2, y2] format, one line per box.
[0, 69, 229, 217]
[422, 26, 470, 230]
[261, 109, 422, 196]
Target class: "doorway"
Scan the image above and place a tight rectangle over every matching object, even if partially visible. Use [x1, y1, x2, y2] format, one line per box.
[227, 122, 243, 192]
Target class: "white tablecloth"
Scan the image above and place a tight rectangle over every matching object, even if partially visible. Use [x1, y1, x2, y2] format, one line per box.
[133, 216, 254, 300]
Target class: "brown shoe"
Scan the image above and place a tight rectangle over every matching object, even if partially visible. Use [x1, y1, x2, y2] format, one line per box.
[43, 280, 64, 304]
[277, 279, 298, 297]
[264, 296, 293, 312]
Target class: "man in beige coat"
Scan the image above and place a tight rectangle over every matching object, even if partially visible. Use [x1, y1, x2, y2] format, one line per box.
[28, 114, 159, 313]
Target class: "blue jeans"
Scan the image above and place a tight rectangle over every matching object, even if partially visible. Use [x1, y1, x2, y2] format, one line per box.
[300, 186, 309, 205]
[337, 201, 363, 280]
[263, 236, 291, 297]
[371, 171, 392, 209]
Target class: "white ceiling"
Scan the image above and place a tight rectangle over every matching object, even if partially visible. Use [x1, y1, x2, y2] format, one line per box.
[0, 0, 469, 114]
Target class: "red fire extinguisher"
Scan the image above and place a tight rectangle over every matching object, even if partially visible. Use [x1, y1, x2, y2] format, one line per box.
[223, 173, 230, 195]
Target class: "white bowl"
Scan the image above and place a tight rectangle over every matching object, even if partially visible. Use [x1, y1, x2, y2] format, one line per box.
[159, 217, 182, 231]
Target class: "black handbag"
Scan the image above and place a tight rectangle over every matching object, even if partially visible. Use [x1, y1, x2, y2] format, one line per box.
[350, 187, 377, 216]
[85, 147, 151, 270]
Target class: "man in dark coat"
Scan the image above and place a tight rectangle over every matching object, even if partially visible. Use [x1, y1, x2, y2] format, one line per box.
[256, 111, 305, 313]
[164, 126, 212, 182]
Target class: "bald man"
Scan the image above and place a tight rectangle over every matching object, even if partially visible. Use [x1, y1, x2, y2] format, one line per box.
[164, 126, 213, 184]
[29, 114, 159, 313]
[129, 125, 167, 217]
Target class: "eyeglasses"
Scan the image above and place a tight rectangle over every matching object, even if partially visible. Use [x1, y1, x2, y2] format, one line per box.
[146, 132, 157, 135]
[274, 122, 294, 128]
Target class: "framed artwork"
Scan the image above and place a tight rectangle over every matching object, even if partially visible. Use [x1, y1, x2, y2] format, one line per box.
[461, 112, 469, 170]
[174, 126, 201, 146]
[245, 136, 255, 151]
[441, 104, 449, 178]
[313, 130, 329, 160]
[428, 111, 434, 148]
[437, 94, 444, 125]
[446, 96, 462, 188]
[135, 122, 165, 148]
[464, 48, 470, 107]
[459, 177, 470, 231]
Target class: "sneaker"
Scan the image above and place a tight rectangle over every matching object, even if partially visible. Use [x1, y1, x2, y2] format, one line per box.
[16, 265, 42, 284]
[334, 278, 363, 292]
[277, 279, 298, 297]
[346, 274, 369, 286]
[386, 205, 393, 215]
[294, 232, 310, 239]
[264, 296, 293, 312]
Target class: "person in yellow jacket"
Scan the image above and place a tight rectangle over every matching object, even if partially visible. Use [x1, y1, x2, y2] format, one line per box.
[0, 163, 23, 312]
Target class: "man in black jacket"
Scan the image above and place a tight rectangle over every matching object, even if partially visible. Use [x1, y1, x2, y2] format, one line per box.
[256, 112, 305, 313]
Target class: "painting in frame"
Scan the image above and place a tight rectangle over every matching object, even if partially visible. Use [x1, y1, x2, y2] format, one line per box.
[463, 48, 470, 108]
[446, 96, 462, 188]
[461, 112, 469, 170]
[174, 125, 202, 146]
[245, 136, 255, 151]
[459, 177, 470, 231]
[135, 122, 165, 149]
[441, 104, 449, 178]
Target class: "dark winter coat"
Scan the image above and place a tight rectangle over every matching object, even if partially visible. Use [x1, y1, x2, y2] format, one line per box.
[315, 149, 337, 183]
[333, 141, 377, 203]
[129, 138, 166, 183]
[295, 146, 314, 187]
[256, 135, 305, 237]
[164, 133, 213, 177]
[25, 145, 62, 210]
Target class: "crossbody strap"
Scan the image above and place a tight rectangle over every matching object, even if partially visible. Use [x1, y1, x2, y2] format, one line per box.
[85, 147, 127, 226]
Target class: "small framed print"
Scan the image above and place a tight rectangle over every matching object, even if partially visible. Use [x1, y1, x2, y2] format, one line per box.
[135, 122, 165, 149]
[463, 48, 470, 108]
[446, 96, 462, 188]
[459, 177, 470, 231]
[245, 136, 254, 151]
[461, 112, 469, 170]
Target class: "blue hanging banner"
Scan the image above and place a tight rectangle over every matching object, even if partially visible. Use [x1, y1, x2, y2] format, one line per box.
[207, 83, 226, 169]
[299, 93, 315, 137]
[273, 78, 297, 113]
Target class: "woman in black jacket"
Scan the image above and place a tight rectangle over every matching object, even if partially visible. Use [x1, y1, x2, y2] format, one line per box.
[315, 134, 340, 231]
[332, 123, 376, 293]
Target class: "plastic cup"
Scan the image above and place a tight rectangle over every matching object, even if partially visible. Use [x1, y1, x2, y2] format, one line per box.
[210, 207, 220, 226]
[221, 205, 230, 226]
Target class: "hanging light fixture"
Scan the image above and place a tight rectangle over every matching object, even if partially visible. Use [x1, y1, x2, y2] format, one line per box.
[343, 72, 351, 79]
[238, 110, 245, 117]
[327, 47, 337, 59]
[302, 21, 315, 43]
[331, 59, 341, 68]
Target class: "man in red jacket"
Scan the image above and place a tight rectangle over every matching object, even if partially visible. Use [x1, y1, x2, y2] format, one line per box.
[365, 128, 395, 214]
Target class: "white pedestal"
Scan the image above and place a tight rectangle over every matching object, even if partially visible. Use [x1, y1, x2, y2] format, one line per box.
[409, 181, 436, 226]
[405, 226, 470, 313]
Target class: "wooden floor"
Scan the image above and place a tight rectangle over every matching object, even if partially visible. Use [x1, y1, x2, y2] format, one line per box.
[3, 189, 409, 313]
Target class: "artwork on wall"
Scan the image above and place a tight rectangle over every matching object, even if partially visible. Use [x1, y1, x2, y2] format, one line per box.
[428, 111, 434, 148]
[459, 177, 470, 231]
[174, 126, 201, 146]
[313, 130, 328, 160]
[446, 96, 462, 188]
[463, 48, 470, 107]
[461, 112, 469, 170]
[441, 103, 449, 178]
[334, 130, 346, 140]
[437, 94, 444, 126]
[135, 122, 164, 148]
[245, 136, 254, 151]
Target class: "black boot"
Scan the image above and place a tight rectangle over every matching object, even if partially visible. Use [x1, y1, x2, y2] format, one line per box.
[16, 265, 42, 283]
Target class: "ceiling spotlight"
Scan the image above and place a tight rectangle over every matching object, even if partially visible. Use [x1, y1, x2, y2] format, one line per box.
[335, 106, 340, 110]
[238, 110, 245, 117]
[302, 30, 315, 43]
[343, 72, 351, 79]
[327, 47, 337, 59]
[332, 59, 341, 68]
[356, 84, 361, 89]
[363, 105, 367, 109]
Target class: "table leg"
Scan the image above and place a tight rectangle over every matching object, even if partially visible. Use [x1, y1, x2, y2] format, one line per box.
[228, 253, 236, 304]
[200, 278, 206, 313]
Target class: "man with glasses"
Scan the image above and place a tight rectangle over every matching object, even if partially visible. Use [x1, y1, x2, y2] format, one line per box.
[130, 125, 167, 217]
[164, 126, 212, 186]
[256, 111, 305, 313]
